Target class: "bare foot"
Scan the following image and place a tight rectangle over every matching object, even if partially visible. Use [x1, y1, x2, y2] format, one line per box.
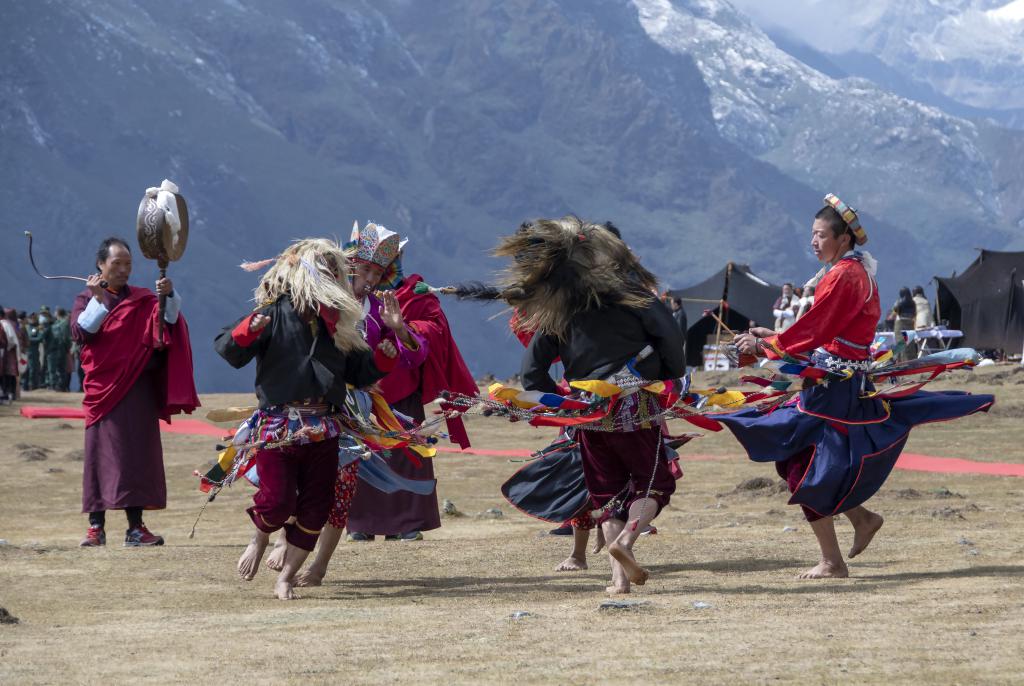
[555, 555, 588, 572]
[797, 560, 849, 579]
[294, 567, 325, 587]
[608, 541, 649, 585]
[848, 512, 884, 559]
[591, 527, 606, 555]
[605, 584, 631, 594]
[274, 578, 299, 600]
[237, 533, 269, 581]
[265, 539, 287, 571]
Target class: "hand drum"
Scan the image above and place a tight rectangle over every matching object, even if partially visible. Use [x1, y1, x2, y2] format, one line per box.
[136, 179, 189, 268]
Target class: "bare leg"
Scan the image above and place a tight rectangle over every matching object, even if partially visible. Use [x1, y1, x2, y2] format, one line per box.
[238, 529, 270, 581]
[798, 517, 849, 579]
[295, 525, 343, 587]
[555, 527, 590, 571]
[591, 525, 606, 555]
[602, 517, 630, 594]
[608, 497, 658, 586]
[265, 533, 287, 571]
[275, 540, 312, 600]
[844, 506, 884, 559]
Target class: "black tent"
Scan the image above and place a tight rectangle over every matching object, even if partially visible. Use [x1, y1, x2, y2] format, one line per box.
[935, 250, 1024, 352]
[667, 263, 783, 367]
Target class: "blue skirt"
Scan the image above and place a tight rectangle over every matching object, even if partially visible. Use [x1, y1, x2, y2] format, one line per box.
[714, 373, 993, 517]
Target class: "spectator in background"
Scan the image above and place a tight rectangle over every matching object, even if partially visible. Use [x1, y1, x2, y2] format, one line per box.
[791, 287, 804, 320]
[38, 306, 52, 387]
[23, 312, 44, 391]
[16, 312, 29, 391]
[48, 307, 72, 391]
[72, 341, 85, 391]
[670, 297, 687, 359]
[0, 305, 10, 404]
[892, 287, 917, 360]
[912, 286, 934, 330]
[796, 285, 815, 320]
[773, 283, 797, 332]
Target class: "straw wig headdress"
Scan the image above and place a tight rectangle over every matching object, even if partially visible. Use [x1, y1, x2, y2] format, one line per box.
[493, 216, 657, 339]
[251, 238, 368, 353]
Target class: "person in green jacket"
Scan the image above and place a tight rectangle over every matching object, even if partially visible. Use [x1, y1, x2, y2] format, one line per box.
[23, 313, 45, 391]
[47, 308, 72, 391]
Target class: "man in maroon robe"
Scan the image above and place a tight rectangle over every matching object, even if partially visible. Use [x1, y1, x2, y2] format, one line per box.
[71, 237, 199, 547]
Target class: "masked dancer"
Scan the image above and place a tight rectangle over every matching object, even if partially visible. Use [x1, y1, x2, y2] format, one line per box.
[215, 238, 397, 600]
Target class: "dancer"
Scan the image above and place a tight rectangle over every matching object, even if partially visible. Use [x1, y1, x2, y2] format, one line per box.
[344, 222, 477, 543]
[265, 223, 432, 584]
[723, 194, 993, 579]
[495, 216, 686, 593]
[72, 237, 198, 547]
[503, 306, 669, 574]
[214, 238, 397, 600]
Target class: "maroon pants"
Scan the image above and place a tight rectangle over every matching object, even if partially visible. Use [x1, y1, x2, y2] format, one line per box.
[775, 447, 821, 522]
[247, 439, 338, 551]
[577, 426, 675, 520]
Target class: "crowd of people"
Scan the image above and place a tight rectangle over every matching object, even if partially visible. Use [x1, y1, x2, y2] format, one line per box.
[20, 190, 994, 600]
[766, 278, 939, 363]
[0, 305, 86, 403]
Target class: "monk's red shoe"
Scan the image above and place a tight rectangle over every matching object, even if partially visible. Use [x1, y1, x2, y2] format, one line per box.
[80, 526, 106, 547]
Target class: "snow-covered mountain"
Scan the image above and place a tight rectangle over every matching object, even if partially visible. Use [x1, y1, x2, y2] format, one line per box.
[634, 0, 1024, 263]
[733, 0, 1024, 112]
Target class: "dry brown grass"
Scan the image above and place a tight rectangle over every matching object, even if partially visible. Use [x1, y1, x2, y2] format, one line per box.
[1, 367, 1022, 685]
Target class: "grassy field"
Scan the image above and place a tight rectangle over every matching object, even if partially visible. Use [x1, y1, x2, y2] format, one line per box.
[1, 367, 1022, 685]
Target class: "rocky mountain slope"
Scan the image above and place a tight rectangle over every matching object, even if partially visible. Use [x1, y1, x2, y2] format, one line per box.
[1, 0, 1018, 389]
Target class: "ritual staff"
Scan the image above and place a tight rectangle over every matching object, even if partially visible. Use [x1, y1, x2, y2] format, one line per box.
[215, 238, 397, 600]
[496, 216, 686, 594]
[724, 195, 993, 579]
[344, 222, 478, 543]
[72, 237, 199, 547]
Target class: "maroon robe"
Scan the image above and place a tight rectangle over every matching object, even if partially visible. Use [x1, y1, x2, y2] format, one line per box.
[346, 275, 478, 536]
[71, 286, 198, 513]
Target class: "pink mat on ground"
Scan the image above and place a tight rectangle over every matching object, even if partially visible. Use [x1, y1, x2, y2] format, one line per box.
[19, 406, 86, 419]
[896, 452, 1024, 477]
[159, 418, 230, 438]
[18, 407, 1024, 477]
[19, 406, 227, 438]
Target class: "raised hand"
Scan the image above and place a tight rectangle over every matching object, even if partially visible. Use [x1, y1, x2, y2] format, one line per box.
[380, 291, 417, 348]
[380, 291, 406, 332]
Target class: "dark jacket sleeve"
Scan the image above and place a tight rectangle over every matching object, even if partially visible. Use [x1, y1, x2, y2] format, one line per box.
[521, 332, 560, 394]
[640, 299, 686, 380]
[214, 311, 268, 369]
[342, 347, 388, 389]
